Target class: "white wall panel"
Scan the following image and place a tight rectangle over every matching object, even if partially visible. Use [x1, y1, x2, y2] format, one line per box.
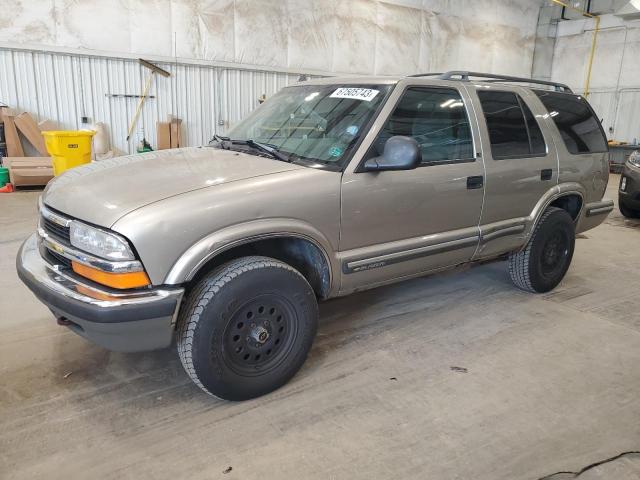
[12, 51, 39, 117]
[0, 50, 18, 108]
[32, 53, 57, 122]
[614, 90, 640, 143]
[0, 0, 548, 154]
[579, 87, 640, 144]
[0, 0, 542, 77]
[550, 14, 640, 143]
[0, 48, 302, 154]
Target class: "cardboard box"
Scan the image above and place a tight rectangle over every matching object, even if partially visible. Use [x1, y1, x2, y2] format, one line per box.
[38, 119, 58, 131]
[14, 112, 47, 156]
[2, 113, 24, 157]
[157, 121, 171, 150]
[170, 118, 182, 149]
[4, 157, 54, 187]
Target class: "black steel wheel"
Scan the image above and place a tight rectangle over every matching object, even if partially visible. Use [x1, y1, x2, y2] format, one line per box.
[509, 207, 575, 293]
[538, 229, 571, 281]
[177, 256, 318, 401]
[222, 295, 298, 376]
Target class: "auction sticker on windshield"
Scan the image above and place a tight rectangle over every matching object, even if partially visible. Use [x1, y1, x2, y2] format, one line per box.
[330, 88, 380, 102]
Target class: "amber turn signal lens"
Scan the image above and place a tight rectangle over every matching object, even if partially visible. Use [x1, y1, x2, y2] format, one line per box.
[72, 261, 151, 289]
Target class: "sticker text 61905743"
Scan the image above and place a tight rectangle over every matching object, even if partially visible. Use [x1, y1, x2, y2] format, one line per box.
[330, 88, 380, 102]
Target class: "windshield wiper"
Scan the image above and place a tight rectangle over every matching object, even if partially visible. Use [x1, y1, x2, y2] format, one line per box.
[209, 135, 291, 162]
[209, 133, 230, 147]
[235, 139, 291, 162]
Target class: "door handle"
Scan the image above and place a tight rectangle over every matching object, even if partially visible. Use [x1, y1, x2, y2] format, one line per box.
[541, 169, 553, 181]
[466, 176, 484, 190]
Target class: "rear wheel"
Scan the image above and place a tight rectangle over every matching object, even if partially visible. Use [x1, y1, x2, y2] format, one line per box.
[177, 256, 318, 400]
[509, 207, 575, 293]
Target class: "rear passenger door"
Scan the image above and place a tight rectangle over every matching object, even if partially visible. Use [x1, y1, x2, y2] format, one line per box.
[469, 86, 558, 259]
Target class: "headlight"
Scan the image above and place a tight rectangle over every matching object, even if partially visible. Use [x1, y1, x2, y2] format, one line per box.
[629, 151, 640, 168]
[70, 221, 136, 261]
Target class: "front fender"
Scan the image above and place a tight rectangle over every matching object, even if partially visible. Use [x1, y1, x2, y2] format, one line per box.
[163, 218, 336, 286]
[110, 167, 341, 287]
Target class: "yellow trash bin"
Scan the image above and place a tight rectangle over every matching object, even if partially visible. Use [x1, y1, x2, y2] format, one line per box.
[42, 130, 96, 175]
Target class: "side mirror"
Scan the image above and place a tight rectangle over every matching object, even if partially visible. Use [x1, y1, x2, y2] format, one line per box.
[363, 136, 422, 172]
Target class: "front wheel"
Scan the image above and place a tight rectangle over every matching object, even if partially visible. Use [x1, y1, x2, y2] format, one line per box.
[509, 207, 575, 293]
[177, 256, 318, 400]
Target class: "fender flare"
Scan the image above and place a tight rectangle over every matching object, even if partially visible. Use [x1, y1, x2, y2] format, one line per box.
[164, 218, 336, 288]
[523, 182, 585, 243]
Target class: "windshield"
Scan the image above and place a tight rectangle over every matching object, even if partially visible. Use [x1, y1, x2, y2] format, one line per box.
[224, 84, 392, 167]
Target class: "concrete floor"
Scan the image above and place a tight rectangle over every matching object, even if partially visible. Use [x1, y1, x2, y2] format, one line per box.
[1, 175, 639, 480]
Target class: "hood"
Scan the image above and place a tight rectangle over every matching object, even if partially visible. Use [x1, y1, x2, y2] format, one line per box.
[43, 147, 305, 227]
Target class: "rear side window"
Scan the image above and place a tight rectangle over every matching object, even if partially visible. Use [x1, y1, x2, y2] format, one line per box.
[534, 91, 607, 154]
[478, 91, 546, 159]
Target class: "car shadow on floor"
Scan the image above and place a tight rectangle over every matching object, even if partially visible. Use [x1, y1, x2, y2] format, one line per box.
[28, 258, 515, 422]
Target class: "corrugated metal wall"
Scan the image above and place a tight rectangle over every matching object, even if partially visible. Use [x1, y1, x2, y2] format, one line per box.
[5, 47, 636, 152]
[0, 48, 305, 155]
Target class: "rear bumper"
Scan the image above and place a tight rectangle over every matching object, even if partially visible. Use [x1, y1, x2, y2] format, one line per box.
[17, 234, 184, 352]
[576, 199, 614, 233]
[584, 199, 615, 217]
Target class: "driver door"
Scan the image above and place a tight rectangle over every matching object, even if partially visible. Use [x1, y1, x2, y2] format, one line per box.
[339, 82, 485, 292]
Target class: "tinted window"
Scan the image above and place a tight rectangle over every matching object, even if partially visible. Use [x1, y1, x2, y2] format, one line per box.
[534, 91, 607, 154]
[478, 91, 546, 159]
[371, 87, 474, 164]
[522, 100, 546, 155]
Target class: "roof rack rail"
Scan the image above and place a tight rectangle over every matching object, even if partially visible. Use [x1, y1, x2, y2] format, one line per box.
[408, 70, 572, 93]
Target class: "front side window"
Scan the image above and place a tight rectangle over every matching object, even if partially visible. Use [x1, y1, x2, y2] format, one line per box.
[369, 87, 474, 164]
[534, 90, 607, 154]
[225, 84, 392, 167]
[478, 90, 546, 159]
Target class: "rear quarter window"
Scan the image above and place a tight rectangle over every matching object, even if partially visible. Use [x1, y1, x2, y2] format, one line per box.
[534, 91, 607, 154]
[477, 90, 547, 159]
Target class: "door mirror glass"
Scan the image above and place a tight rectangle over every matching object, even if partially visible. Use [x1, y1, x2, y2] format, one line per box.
[364, 136, 422, 171]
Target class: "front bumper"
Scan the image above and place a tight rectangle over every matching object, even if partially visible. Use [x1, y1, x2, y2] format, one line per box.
[17, 234, 184, 352]
[619, 164, 640, 209]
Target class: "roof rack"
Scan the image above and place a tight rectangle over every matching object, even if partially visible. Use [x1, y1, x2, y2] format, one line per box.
[408, 70, 572, 93]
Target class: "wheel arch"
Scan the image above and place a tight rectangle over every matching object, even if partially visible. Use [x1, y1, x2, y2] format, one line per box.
[165, 220, 336, 299]
[548, 193, 583, 221]
[525, 183, 585, 243]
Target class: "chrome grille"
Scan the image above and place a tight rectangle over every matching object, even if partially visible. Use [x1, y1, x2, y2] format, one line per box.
[44, 247, 72, 269]
[39, 203, 73, 268]
[42, 216, 71, 243]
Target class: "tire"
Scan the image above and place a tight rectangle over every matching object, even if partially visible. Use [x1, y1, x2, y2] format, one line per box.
[508, 207, 575, 293]
[177, 256, 318, 401]
[619, 197, 640, 218]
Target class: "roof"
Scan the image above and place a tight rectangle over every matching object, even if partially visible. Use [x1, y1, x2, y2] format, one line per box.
[295, 71, 572, 94]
